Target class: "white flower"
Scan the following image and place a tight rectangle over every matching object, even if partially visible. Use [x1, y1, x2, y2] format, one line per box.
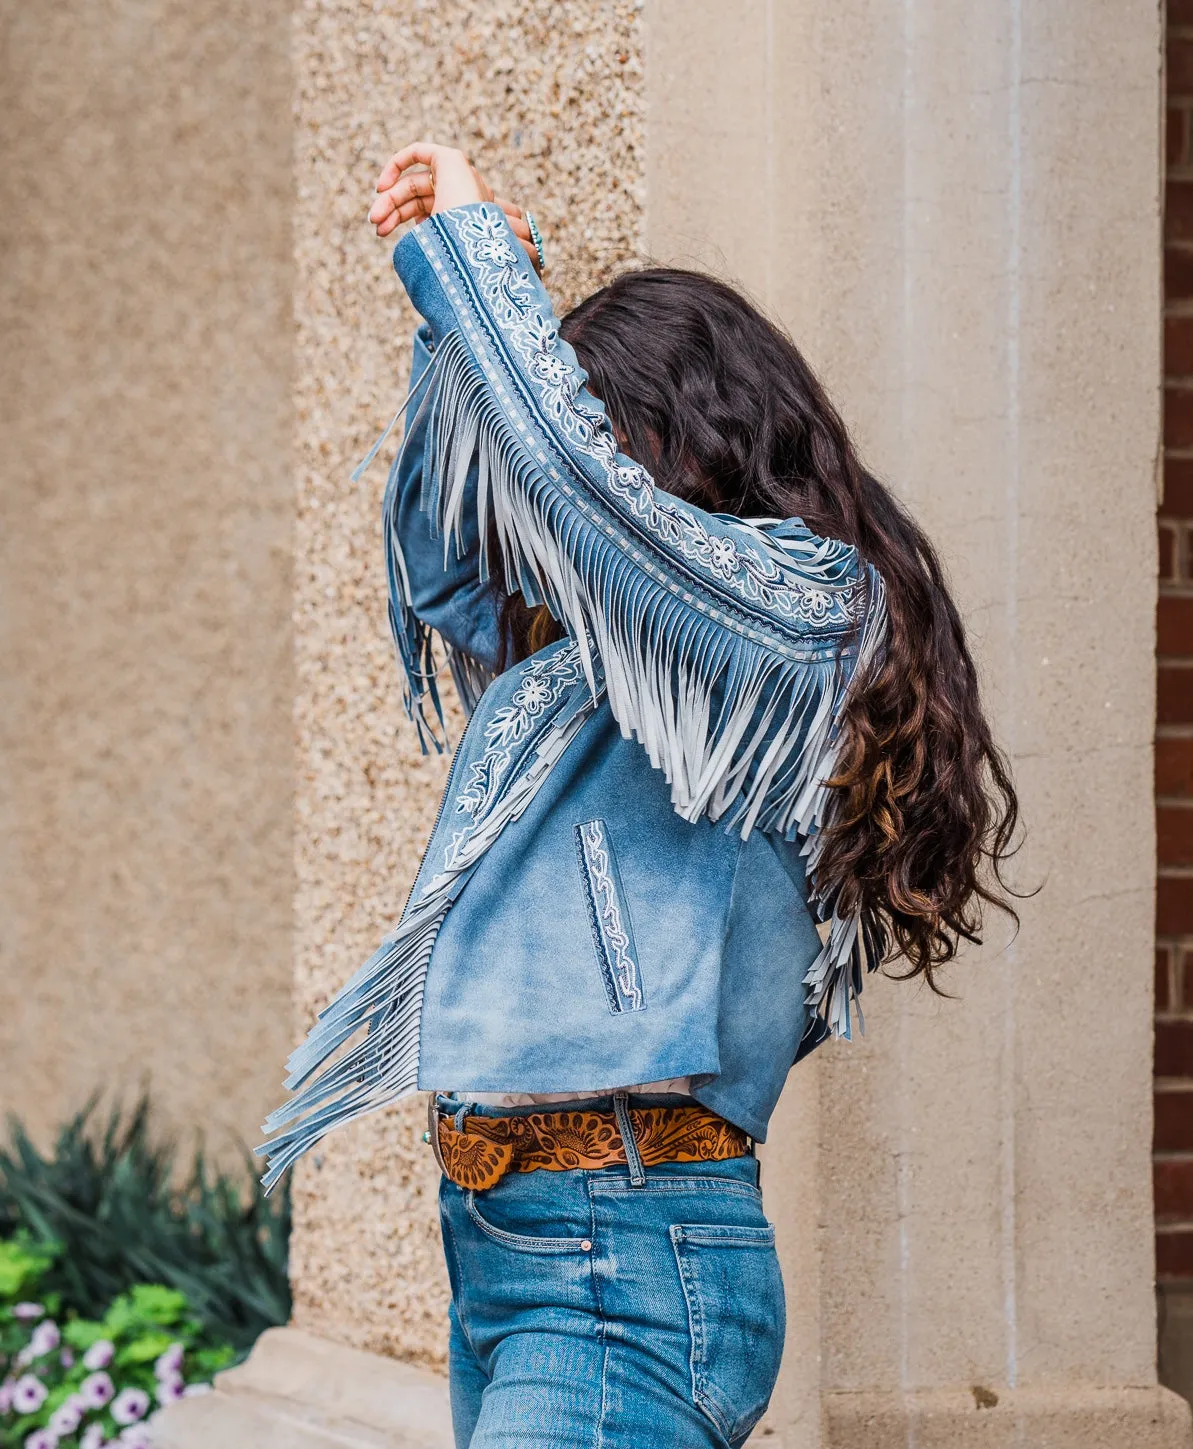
[0, 1379, 13, 1412]
[799, 586, 833, 621]
[79, 1370, 115, 1408]
[530, 352, 571, 388]
[12, 1303, 44, 1321]
[58, 1349, 74, 1368]
[155, 1373, 185, 1405]
[118, 1428, 153, 1449]
[80, 1426, 109, 1449]
[706, 535, 739, 578]
[11, 1375, 48, 1413]
[48, 1398, 83, 1436]
[15, 1346, 34, 1368]
[152, 1342, 184, 1379]
[82, 1340, 115, 1371]
[28, 1321, 59, 1358]
[110, 1387, 150, 1425]
[23, 1430, 58, 1449]
[511, 676, 552, 712]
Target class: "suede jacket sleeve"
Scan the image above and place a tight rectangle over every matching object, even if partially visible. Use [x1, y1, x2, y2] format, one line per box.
[383, 322, 503, 738]
[393, 204, 885, 816]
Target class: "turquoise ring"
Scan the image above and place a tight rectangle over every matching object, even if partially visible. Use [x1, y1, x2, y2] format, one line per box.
[524, 210, 546, 273]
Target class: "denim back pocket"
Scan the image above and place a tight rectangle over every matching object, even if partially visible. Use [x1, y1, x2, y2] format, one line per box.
[669, 1222, 786, 1444]
[573, 819, 646, 1013]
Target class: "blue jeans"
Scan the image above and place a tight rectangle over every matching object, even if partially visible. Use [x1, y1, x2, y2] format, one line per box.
[436, 1095, 786, 1447]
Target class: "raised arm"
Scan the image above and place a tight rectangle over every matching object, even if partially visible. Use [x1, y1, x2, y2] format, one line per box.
[382, 322, 503, 743]
[375, 166, 884, 840]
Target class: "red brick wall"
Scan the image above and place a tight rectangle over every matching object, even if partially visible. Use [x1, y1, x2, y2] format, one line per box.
[1158, 3, 1193, 1285]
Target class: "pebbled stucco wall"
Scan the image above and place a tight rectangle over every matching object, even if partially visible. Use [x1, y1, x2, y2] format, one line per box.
[290, 0, 643, 1363]
[0, 1, 294, 1167]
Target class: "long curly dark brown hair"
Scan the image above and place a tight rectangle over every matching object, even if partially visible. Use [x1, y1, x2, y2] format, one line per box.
[495, 267, 1020, 987]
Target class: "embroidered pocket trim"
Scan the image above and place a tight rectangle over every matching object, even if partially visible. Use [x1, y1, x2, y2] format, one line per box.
[573, 819, 645, 1014]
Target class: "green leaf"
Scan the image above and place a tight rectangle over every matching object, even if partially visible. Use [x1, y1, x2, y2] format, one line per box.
[191, 1342, 236, 1375]
[128, 1284, 187, 1326]
[0, 1237, 52, 1297]
[116, 1331, 175, 1364]
[44, 1381, 75, 1413]
[63, 1318, 108, 1350]
[101, 1294, 138, 1338]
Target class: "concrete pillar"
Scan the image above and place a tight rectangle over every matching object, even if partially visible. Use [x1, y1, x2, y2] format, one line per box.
[0, 0, 294, 1164]
[647, 0, 1187, 1444]
[288, 0, 645, 1363]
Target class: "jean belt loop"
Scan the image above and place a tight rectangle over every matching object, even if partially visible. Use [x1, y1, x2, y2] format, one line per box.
[453, 1101, 474, 1134]
[612, 1091, 646, 1187]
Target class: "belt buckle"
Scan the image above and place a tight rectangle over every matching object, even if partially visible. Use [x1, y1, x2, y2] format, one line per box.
[427, 1094, 448, 1176]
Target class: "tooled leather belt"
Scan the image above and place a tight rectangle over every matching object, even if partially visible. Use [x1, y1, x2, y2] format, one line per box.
[428, 1098, 750, 1192]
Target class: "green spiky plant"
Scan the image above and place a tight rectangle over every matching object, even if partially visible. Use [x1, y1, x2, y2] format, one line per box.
[0, 1099, 289, 1355]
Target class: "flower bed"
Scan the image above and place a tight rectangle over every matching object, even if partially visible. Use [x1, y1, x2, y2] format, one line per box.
[1, 1244, 232, 1448]
[0, 1105, 290, 1449]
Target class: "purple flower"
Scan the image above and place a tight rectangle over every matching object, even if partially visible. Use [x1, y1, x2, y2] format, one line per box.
[28, 1321, 59, 1358]
[153, 1342, 184, 1379]
[81, 1340, 115, 1371]
[110, 1387, 150, 1425]
[48, 1398, 83, 1435]
[12, 1303, 44, 1321]
[58, 1349, 74, 1368]
[155, 1372, 185, 1405]
[119, 1428, 153, 1448]
[11, 1375, 48, 1413]
[0, 1379, 13, 1413]
[23, 1432, 57, 1449]
[79, 1371, 115, 1408]
[15, 1345, 34, 1367]
[80, 1427, 109, 1449]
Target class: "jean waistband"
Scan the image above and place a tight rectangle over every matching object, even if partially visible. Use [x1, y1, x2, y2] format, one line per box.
[433, 1091, 696, 1120]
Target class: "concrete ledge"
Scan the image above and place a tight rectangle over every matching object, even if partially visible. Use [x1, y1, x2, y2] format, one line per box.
[825, 1385, 1193, 1449]
[153, 1328, 1193, 1449]
[152, 1327, 452, 1449]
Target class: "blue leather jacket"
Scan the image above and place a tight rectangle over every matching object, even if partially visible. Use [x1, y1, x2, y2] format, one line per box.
[262, 204, 887, 1189]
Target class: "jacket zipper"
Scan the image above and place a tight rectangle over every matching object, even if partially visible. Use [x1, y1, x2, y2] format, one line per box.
[397, 727, 469, 919]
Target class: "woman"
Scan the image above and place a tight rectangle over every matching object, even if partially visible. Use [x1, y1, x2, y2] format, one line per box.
[263, 143, 1019, 1448]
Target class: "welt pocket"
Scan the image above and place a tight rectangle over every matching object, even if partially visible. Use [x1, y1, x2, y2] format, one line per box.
[573, 819, 646, 1014]
[464, 1191, 591, 1254]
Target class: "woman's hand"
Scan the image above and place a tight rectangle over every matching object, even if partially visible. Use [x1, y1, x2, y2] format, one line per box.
[369, 142, 542, 274]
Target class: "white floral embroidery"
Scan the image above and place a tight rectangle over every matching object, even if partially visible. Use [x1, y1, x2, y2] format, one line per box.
[575, 819, 644, 1014]
[443, 206, 866, 633]
[454, 643, 585, 825]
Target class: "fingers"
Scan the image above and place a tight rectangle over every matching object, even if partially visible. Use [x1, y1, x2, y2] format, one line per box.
[369, 170, 434, 234]
[368, 144, 518, 243]
[376, 141, 443, 190]
[469, 162, 494, 205]
[516, 235, 542, 276]
[496, 196, 528, 238]
[374, 194, 433, 237]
